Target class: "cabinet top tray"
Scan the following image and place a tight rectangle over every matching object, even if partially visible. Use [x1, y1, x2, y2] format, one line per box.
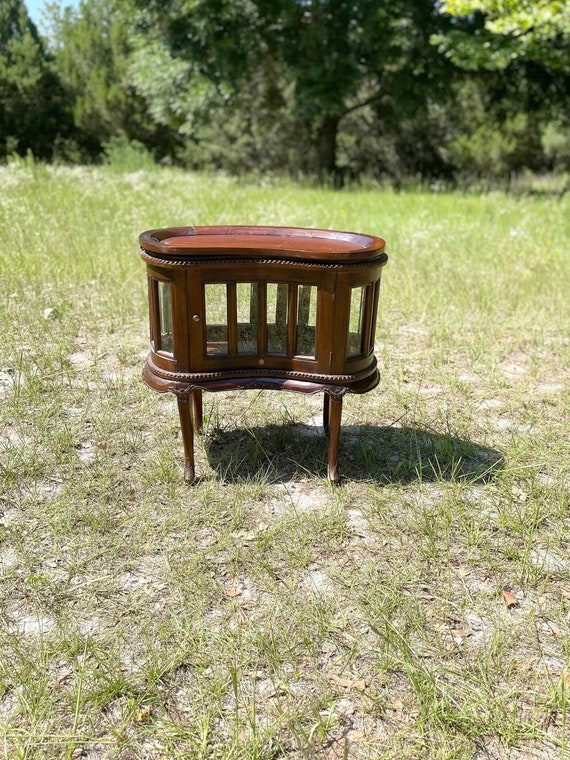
[139, 225, 386, 264]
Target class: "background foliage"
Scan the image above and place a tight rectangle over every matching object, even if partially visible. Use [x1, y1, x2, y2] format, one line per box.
[1, 0, 570, 183]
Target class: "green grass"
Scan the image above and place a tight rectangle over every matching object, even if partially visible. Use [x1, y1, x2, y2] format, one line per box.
[0, 161, 569, 758]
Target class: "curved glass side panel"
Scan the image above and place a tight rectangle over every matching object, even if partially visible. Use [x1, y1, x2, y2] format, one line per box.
[347, 286, 366, 359]
[157, 280, 174, 354]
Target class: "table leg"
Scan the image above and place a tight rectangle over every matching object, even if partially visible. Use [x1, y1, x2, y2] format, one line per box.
[327, 394, 343, 485]
[177, 395, 196, 483]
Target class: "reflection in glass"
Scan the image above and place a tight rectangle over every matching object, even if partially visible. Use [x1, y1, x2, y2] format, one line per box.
[266, 283, 288, 354]
[237, 282, 258, 354]
[347, 286, 366, 358]
[296, 284, 317, 357]
[157, 280, 173, 354]
[205, 283, 228, 355]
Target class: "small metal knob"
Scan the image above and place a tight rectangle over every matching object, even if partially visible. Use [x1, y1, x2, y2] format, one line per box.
[192, 314, 200, 322]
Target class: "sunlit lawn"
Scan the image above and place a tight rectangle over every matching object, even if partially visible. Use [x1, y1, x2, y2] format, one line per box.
[0, 160, 569, 759]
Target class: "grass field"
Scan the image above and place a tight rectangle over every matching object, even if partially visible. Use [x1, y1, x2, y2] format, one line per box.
[0, 161, 569, 759]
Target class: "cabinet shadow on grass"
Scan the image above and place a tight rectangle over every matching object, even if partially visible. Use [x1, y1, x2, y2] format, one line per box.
[205, 423, 504, 485]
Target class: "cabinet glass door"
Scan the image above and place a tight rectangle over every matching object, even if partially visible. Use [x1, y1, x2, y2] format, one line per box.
[296, 285, 317, 357]
[266, 283, 288, 355]
[237, 283, 259, 354]
[205, 283, 229, 356]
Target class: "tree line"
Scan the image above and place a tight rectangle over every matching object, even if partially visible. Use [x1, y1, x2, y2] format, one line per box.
[1, 0, 569, 184]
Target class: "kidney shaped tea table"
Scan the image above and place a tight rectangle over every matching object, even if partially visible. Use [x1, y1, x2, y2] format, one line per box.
[139, 225, 388, 484]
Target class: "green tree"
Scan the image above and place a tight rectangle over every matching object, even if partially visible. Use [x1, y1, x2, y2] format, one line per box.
[434, 0, 570, 71]
[126, 0, 457, 179]
[262, 0, 459, 179]
[47, 0, 174, 160]
[433, 0, 570, 177]
[125, 0, 274, 154]
[0, 0, 69, 159]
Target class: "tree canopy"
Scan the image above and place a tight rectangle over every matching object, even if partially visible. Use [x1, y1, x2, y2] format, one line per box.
[123, 0, 457, 177]
[434, 0, 570, 71]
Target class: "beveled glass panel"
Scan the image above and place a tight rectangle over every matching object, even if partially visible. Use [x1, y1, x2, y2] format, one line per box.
[237, 282, 258, 354]
[157, 280, 173, 354]
[205, 283, 229, 356]
[266, 283, 288, 355]
[296, 284, 317, 357]
[347, 286, 366, 358]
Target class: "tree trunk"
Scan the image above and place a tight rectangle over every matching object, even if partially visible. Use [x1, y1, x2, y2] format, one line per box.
[317, 115, 339, 183]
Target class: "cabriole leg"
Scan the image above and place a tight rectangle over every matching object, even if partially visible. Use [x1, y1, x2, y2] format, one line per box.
[176, 395, 196, 484]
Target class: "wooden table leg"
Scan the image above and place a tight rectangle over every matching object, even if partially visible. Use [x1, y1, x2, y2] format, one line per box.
[327, 394, 343, 485]
[177, 395, 196, 483]
[192, 388, 203, 434]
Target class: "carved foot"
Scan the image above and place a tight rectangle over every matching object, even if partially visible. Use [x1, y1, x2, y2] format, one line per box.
[327, 463, 341, 486]
[183, 460, 196, 484]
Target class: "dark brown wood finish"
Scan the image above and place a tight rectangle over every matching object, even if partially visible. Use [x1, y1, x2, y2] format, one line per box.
[140, 225, 387, 484]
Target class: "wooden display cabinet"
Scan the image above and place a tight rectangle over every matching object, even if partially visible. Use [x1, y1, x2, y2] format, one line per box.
[140, 225, 388, 483]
